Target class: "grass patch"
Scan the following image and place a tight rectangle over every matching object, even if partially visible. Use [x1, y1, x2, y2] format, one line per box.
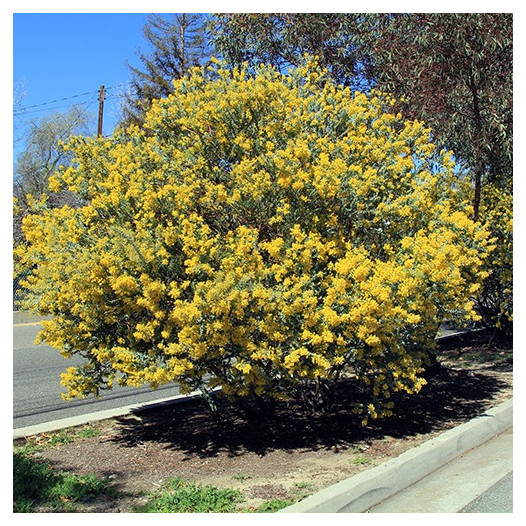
[77, 426, 101, 439]
[13, 451, 113, 512]
[350, 453, 371, 465]
[135, 477, 243, 513]
[292, 481, 316, 498]
[350, 446, 372, 466]
[16, 424, 101, 455]
[255, 498, 296, 513]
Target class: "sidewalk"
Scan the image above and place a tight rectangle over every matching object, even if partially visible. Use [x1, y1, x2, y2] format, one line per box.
[279, 397, 512, 513]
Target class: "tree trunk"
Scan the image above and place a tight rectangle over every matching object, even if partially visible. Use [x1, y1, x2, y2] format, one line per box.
[473, 158, 482, 221]
[468, 73, 484, 222]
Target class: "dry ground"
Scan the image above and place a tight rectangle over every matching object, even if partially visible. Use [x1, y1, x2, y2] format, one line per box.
[20, 331, 513, 512]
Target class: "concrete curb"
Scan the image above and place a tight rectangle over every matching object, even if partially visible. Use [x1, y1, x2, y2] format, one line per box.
[13, 390, 211, 441]
[279, 397, 513, 513]
[13, 311, 51, 325]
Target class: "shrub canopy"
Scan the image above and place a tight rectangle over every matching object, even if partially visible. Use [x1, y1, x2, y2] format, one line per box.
[19, 58, 490, 421]
[477, 180, 513, 336]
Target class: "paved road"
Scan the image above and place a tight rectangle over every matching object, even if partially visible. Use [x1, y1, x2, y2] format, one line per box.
[13, 322, 182, 429]
[460, 472, 513, 513]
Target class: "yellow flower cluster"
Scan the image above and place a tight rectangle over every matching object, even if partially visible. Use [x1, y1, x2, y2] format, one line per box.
[477, 180, 513, 334]
[17, 58, 490, 419]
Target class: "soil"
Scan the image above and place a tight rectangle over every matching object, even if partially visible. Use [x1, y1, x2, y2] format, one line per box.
[19, 331, 513, 513]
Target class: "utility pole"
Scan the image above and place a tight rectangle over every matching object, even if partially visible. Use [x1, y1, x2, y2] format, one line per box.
[97, 85, 105, 138]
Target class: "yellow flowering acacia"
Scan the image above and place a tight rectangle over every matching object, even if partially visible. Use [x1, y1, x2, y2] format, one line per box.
[18, 58, 490, 421]
[477, 180, 512, 336]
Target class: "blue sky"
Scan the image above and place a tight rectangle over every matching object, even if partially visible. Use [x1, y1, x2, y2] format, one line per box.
[13, 13, 157, 141]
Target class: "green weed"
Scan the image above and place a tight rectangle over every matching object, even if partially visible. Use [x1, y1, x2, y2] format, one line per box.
[77, 426, 101, 439]
[135, 477, 243, 513]
[350, 446, 372, 465]
[350, 453, 372, 465]
[255, 498, 296, 513]
[232, 472, 252, 482]
[292, 481, 316, 498]
[13, 451, 112, 512]
[16, 425, 101, 455]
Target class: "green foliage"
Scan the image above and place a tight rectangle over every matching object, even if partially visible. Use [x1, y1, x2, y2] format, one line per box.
[136, 477, 243, 513]
[350, 453, 372, 466]
[476, 181, 513, 338]
[364, 13, 512, 220]
[13, 106, 92, 246]
[211, 13, 373, 91]
[16, 426, 101, 455]
[45, 472, 110, 503]
[255, 498, 296, 513]
[349, 445, 372, 465]
[77, 426, 101, 439]
[44, 429, 75, 447]
[13, 452, 56, 511]
[13, 451, 111, 512]
[122, 13, 212, 127]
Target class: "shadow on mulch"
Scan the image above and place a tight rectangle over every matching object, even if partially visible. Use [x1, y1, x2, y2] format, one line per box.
[110, 355, 509, 461]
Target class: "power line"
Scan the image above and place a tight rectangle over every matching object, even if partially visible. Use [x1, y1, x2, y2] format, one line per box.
[13, 82, 133, 117]
[13, 89, 100, 115]
[13, 96, 99, 117]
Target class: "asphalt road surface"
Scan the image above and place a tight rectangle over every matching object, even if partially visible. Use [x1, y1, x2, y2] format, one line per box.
[13, 322, 182, 429]
[460, 472, 513, 513]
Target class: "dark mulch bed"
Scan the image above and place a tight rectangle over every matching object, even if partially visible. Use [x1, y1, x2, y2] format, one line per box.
[27, 330, 513, 512]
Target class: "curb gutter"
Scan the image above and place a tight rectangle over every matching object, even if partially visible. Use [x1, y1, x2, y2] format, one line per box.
[279, 397, 513, 513]
[13, 311, 51, 325]
[13, 390, 209, 440]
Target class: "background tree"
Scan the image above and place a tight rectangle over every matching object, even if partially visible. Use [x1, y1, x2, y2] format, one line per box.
[211, 13, 374, 91]
[361, 13, 512, 220]
[13, 106, 93, 245]
[121, 13, 212, 127]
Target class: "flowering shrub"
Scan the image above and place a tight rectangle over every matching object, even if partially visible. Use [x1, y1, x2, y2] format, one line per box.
[476, 181, 512, 337]
[18, 58, 490, 422]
